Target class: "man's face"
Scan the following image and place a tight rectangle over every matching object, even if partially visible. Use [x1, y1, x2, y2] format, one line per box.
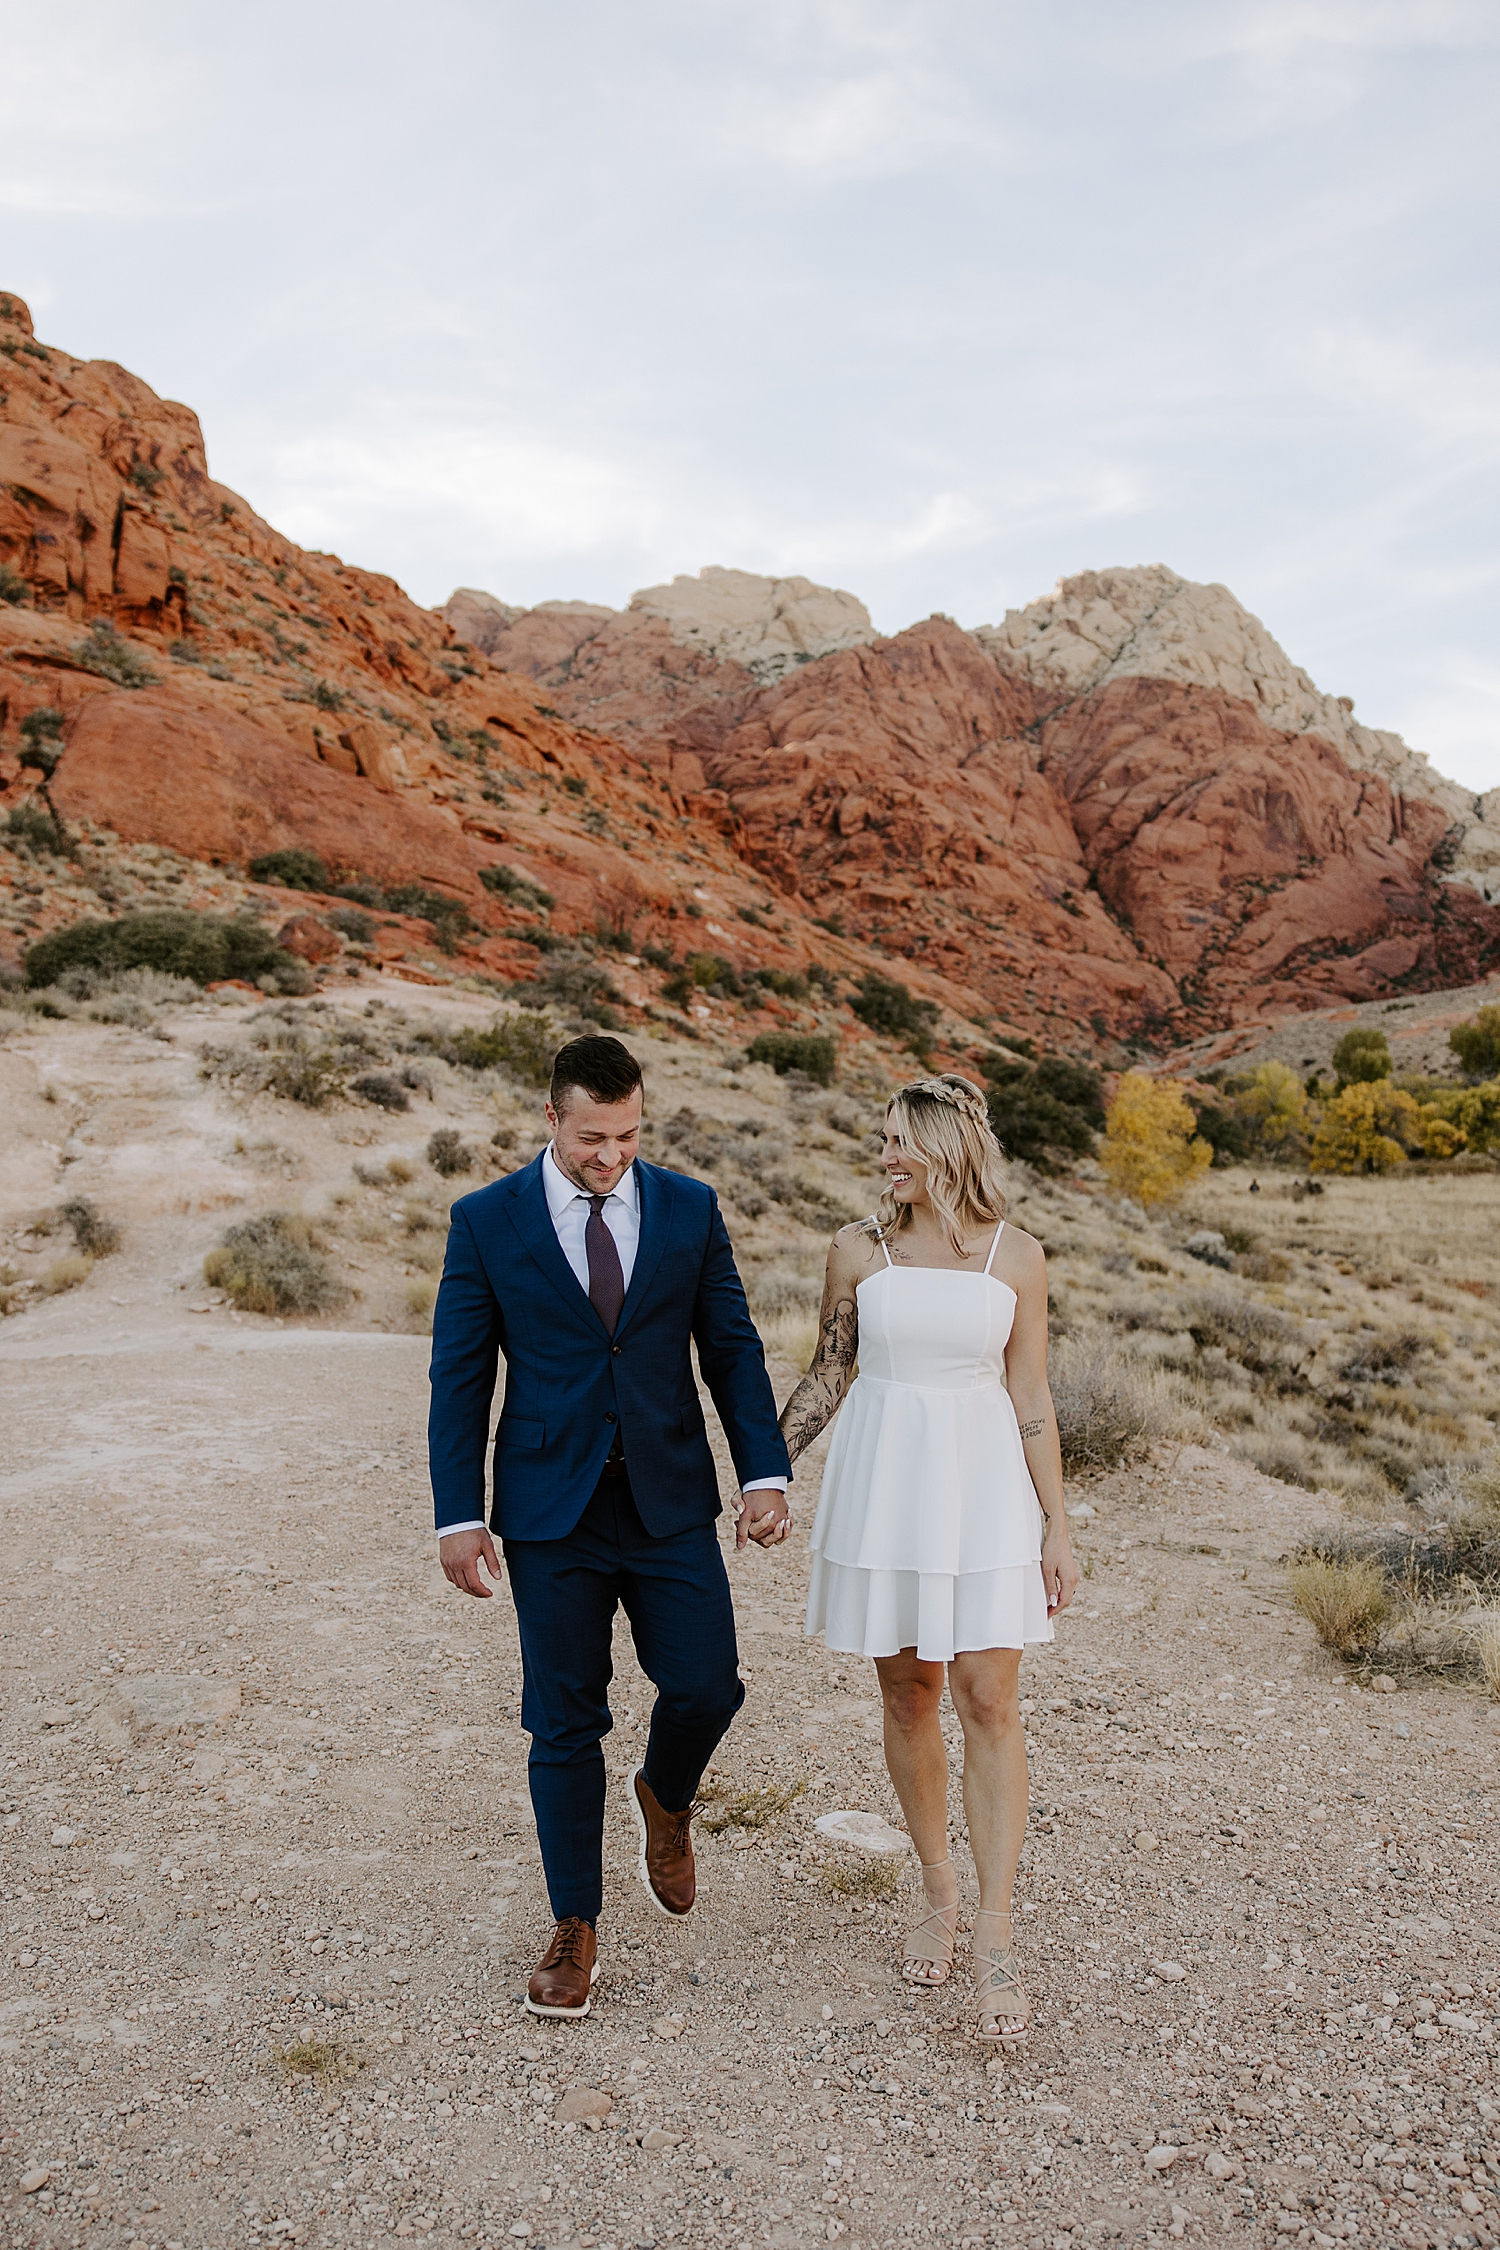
[546, 1083, 643, 1195]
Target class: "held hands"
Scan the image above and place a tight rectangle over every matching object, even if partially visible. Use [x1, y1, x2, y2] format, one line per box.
[734, 1488, 792, 1550]
[439, 1527, 504, 1598]
[1041, 1523, 1080, 1618]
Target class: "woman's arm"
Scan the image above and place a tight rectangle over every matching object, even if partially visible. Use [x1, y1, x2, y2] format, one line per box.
[1002, 1233, 1080, 1618]
[776, 1228, 867, 1465]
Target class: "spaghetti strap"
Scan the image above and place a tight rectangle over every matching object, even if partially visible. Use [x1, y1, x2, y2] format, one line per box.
[873, 1221, 893, 1269]
[983, 1221, 1006, 1275]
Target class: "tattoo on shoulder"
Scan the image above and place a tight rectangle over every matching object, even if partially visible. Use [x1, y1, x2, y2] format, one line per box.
[1017, 1417, 1046, 1439]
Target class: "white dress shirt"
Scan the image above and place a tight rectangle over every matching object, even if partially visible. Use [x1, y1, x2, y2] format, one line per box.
[438, 1146, 786, 1538]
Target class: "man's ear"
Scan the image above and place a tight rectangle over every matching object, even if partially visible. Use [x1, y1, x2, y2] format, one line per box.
[544, 1101, 558, 1132]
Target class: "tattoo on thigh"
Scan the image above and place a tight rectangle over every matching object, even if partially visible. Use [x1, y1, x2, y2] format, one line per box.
[1017, 1417, 1045, 1439]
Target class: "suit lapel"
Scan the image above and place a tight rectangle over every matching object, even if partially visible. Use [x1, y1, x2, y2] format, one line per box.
[615, 1160, 673, 1339]
[501, 1155, 609, 1338]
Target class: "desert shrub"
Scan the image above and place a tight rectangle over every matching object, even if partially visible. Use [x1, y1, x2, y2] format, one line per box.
[269, 2033, 362, 2085]
[1101, 1073, 1212, 1208]
[750, 965, 811, 999]
[1049, 1336, 1173, 1472]
[18, 706, 64, 774]
[353, 1072, 410, 1112]
[248, 848, 331, 892]
[663, 952, 742, 1008]
[1333, 1027, 1393, 1087]
[61, 1197, 121, 1256]
[698, 1777, 806, 1834]
[746, 1032, 837, 1085]
[72, 618, 157, 688]
[1236, 1061, 1312, 1158]
[1288, 1552, 1390, 1656]
[326, 905, 375, 944]
[983, 1053, 1102, 1169]
[53, 965, 199, 1022]
[1310, 1083, 1423, 1174]
[44, 1252, 94, 1295]
[24, 910, 307, 993]
[203, 1212, 343, 1314]
[383, 884, 473, 954]
[5, 801, 70, 856]
[0, 561, 29, 605]
[479, 863, 553, 910]
[1421, 1079, 1500, 1155]
[529, 955, 622, 1026]
[822, 1856, 903, 1900]
[413, 1012, 555, 1083]
[1450, 1005, 1500, 1082]
[427, 1128, 474, 1176]
[1472, 1613, 1500, 1701]
[850, 971, 936, 1056]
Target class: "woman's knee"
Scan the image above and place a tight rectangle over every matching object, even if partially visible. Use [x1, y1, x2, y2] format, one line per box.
[877, 1661, 944, 1735]
[949, 1659, 1020, 1736]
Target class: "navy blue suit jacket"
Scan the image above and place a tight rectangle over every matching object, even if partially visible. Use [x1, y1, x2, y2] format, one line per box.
[427, 1153, 791, 1542]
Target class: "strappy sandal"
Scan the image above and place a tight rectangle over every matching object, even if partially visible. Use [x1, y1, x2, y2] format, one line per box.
[902, 1857, 958, 1987]
[973, 1911, 1030, 2048]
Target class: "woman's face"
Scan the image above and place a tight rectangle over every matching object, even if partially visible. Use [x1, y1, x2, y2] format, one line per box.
[880, 1126, 930, 1207]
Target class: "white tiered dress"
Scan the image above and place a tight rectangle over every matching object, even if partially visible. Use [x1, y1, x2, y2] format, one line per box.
[804, 1223, 1053, 1662]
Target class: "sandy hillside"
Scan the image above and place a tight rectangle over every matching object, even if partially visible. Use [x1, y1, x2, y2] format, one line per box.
[3, 984, 1499, 2250]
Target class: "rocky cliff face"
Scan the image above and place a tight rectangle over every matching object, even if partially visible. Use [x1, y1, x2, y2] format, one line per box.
[452, 563, 1500, 1037]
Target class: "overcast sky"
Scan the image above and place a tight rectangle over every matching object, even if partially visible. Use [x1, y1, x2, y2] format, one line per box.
[5, 0, 1498, 790]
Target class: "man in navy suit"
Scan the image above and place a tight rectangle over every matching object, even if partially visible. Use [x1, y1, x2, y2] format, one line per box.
[430, 1034, 792, 2017]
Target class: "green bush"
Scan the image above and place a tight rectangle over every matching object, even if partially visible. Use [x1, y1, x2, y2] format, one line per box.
[663, 952, 741, 1008]
[352, 1072, 410, 1112]
[529, 956, 622, 1026]
[249, 848, 332, 892]
[61, 1197, 122, 1256]
[750, 966, 810, 999]
[327, 905, 375, 944]
[981, 1053, 1103, 1169]
[0, 562, 30, 606]
[383, 884, 473, 954]
[1333, 1027, 1392, 1087]
[5, 802, 70, 857]
[203, 1212, 344, 1315]
[18, 707, 64, 775]
[1450, 1005, 1500, 1082]
[851, 972, 937, 1055]
[23, 910, 308, 992]
[72, 618, 157, 688]
[746, 1032, 837, 1086]
[479, 862, 554, 910]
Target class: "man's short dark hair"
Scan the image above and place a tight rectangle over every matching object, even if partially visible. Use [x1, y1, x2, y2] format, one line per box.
[549, 1035, 644, 1113]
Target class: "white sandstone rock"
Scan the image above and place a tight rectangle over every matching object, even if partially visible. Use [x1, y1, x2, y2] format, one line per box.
[814, 1810, 912, 1855]
[627, 566, 875, 681]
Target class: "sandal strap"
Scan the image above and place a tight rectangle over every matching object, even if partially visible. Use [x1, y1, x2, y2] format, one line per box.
[975, 1945, 1029, 2020]
[904, 1901, 958, 1964]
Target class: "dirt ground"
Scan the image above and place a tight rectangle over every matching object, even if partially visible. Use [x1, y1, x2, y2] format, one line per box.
[3, 982, 1499, 2250]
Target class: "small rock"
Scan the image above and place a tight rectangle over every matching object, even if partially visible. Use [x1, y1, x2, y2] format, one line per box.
[1374, 1676, 1397, 1694]
[389, 1970, 410, 1984]
[554, 2088, 612, 2123]
[1144, 2144, 1181, 2171]
[1152, 1961, 1187, 1981]
[652, 2016, 685, 2041]
[1203, 2150, 1236, 2180]
[1131, 1831, 1159, 1853]
[641, 2127, 682, 2149]
[39, 1707, 72, 1728]
[95, 1673, 240, 1746]
[813, 1810, 911, 1855]
[20, 2168, 51, 2193]
[50, 1826, 77, 1848]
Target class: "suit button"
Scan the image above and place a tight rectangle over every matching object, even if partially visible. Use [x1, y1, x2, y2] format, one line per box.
[605, 1411, 617, 1423]
[612, 1345, 621, 1356]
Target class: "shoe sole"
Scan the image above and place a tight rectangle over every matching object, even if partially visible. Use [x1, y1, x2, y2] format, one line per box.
[627, 1763, 694, 1920]
[524, 1961, 600, 2019]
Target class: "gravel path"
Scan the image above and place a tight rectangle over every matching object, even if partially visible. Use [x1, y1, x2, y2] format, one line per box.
[3, 1326, 1498, 2250]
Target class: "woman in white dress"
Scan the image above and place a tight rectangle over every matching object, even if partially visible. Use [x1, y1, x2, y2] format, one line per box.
[779, 1074, 1078, 2045]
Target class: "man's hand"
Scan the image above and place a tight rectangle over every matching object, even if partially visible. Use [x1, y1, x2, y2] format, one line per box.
[734, 1488, 791, 1550]
[439, 1527, 504, 1598]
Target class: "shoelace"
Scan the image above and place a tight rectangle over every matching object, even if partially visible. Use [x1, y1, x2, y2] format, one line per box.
[548, 1918, 593, 1967]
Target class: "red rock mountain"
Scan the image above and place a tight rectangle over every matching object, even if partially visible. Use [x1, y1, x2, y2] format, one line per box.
[3, 286, 1497, 1058]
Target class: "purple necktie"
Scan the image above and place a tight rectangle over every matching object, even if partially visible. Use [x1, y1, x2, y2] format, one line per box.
[585, 1194, 626, 1336]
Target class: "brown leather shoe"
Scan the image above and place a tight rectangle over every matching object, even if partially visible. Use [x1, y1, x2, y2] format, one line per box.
[629, 1764, 697, 1918]
[525, 1917, 599, 2018]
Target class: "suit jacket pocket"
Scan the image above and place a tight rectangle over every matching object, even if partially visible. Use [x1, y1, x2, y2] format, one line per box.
[495, 1416, 545, 1452]
[679, 1398, 706, 1436]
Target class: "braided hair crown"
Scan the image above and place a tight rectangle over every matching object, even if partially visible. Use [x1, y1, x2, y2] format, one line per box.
[898, 1072, 990, 1124]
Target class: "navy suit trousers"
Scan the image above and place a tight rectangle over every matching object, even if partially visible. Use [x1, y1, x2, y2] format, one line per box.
[503, 1466, 745, 1924]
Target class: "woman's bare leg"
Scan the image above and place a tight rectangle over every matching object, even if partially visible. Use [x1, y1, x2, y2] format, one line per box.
[948, 1648, 1029, 2037]
[874, 1649, 958, 1982]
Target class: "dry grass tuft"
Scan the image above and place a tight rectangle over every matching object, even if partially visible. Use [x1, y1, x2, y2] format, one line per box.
[204, 1211, 344, 1315]
[269, 2034, 362, 2085]
[698, 1777, 807, 1834]
[1288, 1552, 1390, 1657]
[405, 1278, 437, 1327]
[43, 1252, 94, 1295]
[821, 1855, 903, 1899]
[1050, 1336, 1177, 1472]
[1471, 1612, 1500, 1700]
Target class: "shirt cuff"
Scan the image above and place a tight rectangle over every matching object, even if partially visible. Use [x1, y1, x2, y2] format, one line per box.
[437, 1519, 488, 1539]
[741, 1477, 788, 1494]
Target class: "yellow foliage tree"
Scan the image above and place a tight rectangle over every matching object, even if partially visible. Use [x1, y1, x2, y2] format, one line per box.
[1101, 1072, 1213, 1208]
[1238, 1060, 1311, 1155]
[1310, 1083, 1422, 1174]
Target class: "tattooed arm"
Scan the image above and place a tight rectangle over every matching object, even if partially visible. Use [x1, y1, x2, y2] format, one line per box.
[777, 1227, 871, 1465]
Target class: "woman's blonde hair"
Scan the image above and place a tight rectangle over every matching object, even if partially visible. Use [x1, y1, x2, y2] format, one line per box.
[873, 1074, 1008, 1254]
